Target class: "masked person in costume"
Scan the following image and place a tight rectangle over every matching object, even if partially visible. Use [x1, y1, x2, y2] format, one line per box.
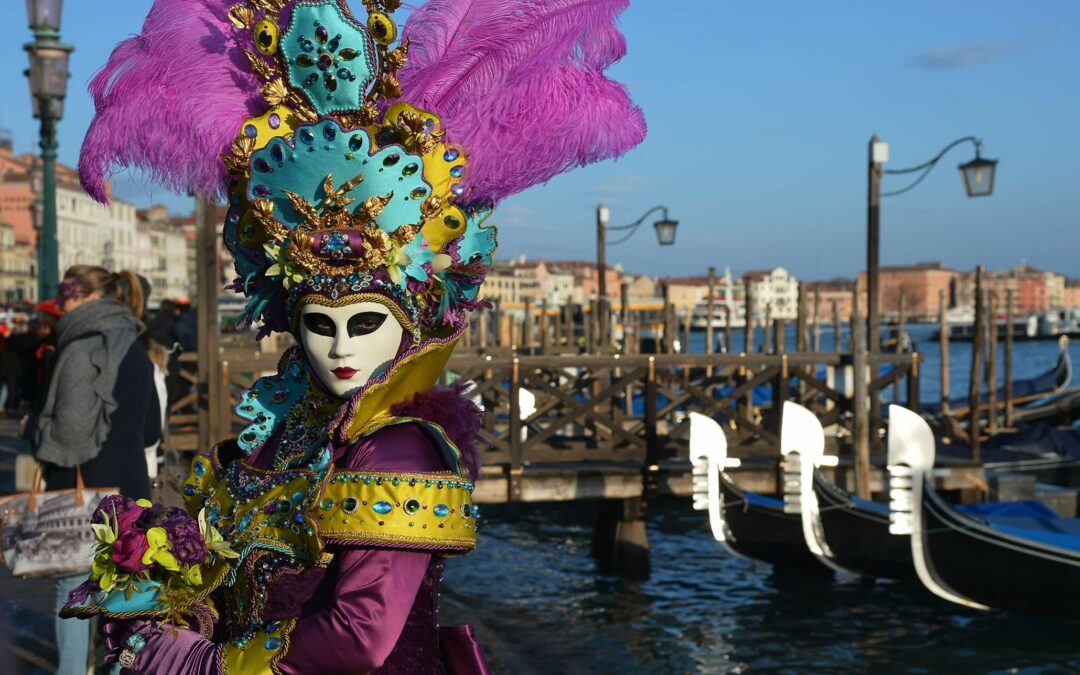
[63, 0, 645, 672]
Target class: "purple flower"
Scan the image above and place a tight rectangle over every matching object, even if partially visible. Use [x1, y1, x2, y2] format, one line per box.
[92, 495, 137, 525]
[112, 530, 151, 573]
[134, 504, 189, 530]
[167, 516, 209, 567]
[64, 580, 101, 608]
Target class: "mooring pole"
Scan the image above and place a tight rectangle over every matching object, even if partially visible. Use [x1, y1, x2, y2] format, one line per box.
[969, 266, 985, 460]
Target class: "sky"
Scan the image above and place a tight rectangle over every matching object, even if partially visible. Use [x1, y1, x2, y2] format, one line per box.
[2, 1, 1078, 280]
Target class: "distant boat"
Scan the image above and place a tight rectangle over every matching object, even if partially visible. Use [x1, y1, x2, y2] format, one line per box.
[888, 405, 1080, 619]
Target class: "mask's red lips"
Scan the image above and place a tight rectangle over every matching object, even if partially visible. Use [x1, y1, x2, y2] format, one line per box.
[332, 367, 358, 380]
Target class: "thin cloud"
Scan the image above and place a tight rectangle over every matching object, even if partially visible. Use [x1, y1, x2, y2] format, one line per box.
[589, 174, 657, 197]
[908, 42, 1025, 71]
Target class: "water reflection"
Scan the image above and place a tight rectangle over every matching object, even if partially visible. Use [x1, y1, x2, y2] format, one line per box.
[445, 499, 1080, 673]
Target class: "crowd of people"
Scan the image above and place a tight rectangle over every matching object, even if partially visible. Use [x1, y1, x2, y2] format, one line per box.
[0, 266, 197, 675]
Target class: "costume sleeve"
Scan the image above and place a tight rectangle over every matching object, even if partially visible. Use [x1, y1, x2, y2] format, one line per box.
[273, 548, 432, 675]
[35, 345, 102, 467]
[126, 626, 221, 674]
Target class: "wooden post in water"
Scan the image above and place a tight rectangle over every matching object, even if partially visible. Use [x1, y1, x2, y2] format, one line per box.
[894, 290, 906, 400]
[724, 305, 733, 356]
[813, 287, 822, 352]
[764, 304, 773, 354]
[706, 267, 716, 374]
[1005, 290, 1015, 427]
[744, 280, 755, 354]
[986, 291, 998, 434]
[796, 283, 808, 353]
[939, 290, 950, 414]
[662, 284, 674, 354]
[852, 291, 871, 499]
[774, 318, 786, 353]
[620, 281, 630, 354]
[539, 299, 549, 352]
[969, 266, 985, 460]
[563, 301, 573, 348]
[522, 296, 533, 350]
[832, 300, 841, 352]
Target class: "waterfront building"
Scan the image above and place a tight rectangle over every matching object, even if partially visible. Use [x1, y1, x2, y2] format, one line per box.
[856, 262, 957, 322]
[1065, 281, 1080, 310]
[742, 267, 799, 321]
[803, 279, 857, 322]
[0, 221, 36, 303]
[137, 206, 192, 302]
[956, 263, 1066, 315]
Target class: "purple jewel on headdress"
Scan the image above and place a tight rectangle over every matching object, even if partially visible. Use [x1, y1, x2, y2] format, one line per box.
[244, 124, 258, 138]
[268, 113, 281, 130]
[451, 183, 466, 197]
[253, 184, 271, 197]
[444, 149, 460, 162]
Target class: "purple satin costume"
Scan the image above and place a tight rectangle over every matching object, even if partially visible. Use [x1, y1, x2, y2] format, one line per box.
[122, 421, 490, 675]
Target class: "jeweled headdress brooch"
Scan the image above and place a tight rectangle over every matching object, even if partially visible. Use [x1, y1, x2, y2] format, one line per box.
[79, 0, 647, 337]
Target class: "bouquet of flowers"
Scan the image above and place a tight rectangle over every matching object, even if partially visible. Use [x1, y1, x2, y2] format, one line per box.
[60, 496, 236, 630]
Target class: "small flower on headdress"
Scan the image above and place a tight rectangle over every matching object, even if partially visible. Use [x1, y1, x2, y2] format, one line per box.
[386, 235, 441, 290]
[264, 242, 305, 288]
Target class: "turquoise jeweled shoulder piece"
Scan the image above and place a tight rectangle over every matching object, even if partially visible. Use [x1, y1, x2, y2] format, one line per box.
[234, 351, 309, 455]
[248, 121, 431, 236]
[282, 0, 376, 116]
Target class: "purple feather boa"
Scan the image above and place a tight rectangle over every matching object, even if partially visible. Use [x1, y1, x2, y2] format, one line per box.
[390, 381, 483, 482]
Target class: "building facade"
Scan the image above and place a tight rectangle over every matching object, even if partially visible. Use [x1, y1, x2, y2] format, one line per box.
[742, 267, 799, 321]
[0, 221, 36, 303]
[856, 262, 957, 322]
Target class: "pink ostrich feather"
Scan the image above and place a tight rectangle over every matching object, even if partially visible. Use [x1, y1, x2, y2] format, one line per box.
[78, 0, 263, 202]
[397, 0, 645, 204]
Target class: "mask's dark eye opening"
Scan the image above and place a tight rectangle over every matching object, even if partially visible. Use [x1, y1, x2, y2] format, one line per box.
[348, 311, 388, 337]
[303, 312, 336, 337]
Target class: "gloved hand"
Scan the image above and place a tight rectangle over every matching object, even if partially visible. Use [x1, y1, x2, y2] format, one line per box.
[102, 619, 220, 674]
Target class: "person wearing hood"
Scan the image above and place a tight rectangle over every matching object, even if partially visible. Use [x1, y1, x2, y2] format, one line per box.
[34, 265, 161, 675]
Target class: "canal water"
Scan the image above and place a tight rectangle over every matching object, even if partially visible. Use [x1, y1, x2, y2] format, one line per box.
[445, 499, 1080, 673]
[443, 326, 1080, 673]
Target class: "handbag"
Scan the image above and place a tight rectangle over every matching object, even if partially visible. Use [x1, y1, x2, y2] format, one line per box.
[0, 466, 118, 578]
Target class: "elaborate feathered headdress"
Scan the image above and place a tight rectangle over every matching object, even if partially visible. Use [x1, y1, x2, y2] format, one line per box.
[79, 0, 646, 338]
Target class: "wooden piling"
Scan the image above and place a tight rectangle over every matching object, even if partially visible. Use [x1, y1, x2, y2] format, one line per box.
[540, 299, 549, 352]
[563, 301, 574, 347]
[744, 279, 755, 355]
[832, 300, 841, 352]
[969, 266, 985, 460]
[706, 267, 716, 373]
[851, 291, 871, 500]
[523, 296, 533, 349]
[987, 291, 998, 433]
[1005, 290, 1015, 427]
[796, 283, 808, 353]
[764, 304, 773, 354]
[724, 305, 733, 356]
[774, 318, 786, 354]
[813, 287, 822, 352]
[195, 196, 221, 452]
[620, 281, 630, 354]
[939, 289, 950, 414]
[894, 290, 906, 400]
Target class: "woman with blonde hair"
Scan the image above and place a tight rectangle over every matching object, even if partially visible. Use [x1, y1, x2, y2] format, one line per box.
[35, 265, 161, 675]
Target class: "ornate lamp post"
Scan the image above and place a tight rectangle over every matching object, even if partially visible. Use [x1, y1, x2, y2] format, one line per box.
[866, 136, 997, 354]
[596, 205, 678, 345]
[24, 0, 73, 301]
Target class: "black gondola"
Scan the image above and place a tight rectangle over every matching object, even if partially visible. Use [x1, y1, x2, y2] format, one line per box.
[922, 336, 1072, 417]
[690, 411, 829, 572]
[889, 405, 1080, 619]
[809, 472, 915, 580]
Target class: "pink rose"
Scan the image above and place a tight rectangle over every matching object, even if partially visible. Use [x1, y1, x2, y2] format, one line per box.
[111, 530, 151, 573]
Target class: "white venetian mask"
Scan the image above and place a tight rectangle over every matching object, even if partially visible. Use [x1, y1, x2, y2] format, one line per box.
[298, 301, 405, 399]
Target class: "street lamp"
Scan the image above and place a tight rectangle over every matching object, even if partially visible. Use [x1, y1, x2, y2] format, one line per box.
[24, 0, 74, 301]
[596, 204, 678, 345]
[866, 135, 996, 353]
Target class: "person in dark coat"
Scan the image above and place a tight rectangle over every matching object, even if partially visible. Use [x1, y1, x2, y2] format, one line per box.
[33, 265, 161, 675]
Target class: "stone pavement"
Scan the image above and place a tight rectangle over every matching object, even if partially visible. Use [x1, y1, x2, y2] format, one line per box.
[0, 418, 60, 674]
